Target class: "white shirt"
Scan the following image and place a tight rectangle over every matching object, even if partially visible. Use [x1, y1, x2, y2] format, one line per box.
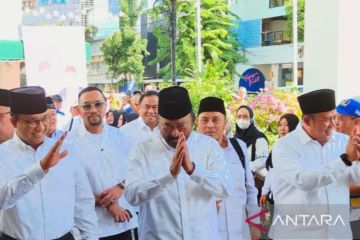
[248, 138, 269, 177]
[270, 123, 360, 239]
[120, 117, 159, 144]
[0, 134, 97, 240]
[261, 168, 273, 196]
[218, 138, 259, 240]
[125, 131, 233, 240]
[62, 116, 85, 140]
[49, 129, 64, 141]
[71, 125, 138, 238]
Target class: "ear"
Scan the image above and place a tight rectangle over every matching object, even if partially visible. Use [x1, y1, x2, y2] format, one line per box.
[10, 116, 18, 128]
[302, 115, 311, 127]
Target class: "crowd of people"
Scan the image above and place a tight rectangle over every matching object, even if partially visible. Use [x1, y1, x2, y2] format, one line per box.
[0, 84, 359, 240]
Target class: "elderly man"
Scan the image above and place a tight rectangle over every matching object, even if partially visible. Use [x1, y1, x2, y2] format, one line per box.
[270, 89, 360, 239]
[45, 96, 64, 140]
[70, 86, 138, 240]
[336, 96, 360, 238]
[0, 86, 97, 240]
[125, 86, 232, 240]
[0, 89, 14, 144]
[197, 97, 260, 240]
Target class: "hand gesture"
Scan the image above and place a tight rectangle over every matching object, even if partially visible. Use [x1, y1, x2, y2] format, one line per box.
[40, 132, 68, 171]
[179, 133, 194, 175]
[170, 136, 184, 177]
[346, 127, 360, 161]
[107, 203, 132, 222]
[100, 186, 124, 208]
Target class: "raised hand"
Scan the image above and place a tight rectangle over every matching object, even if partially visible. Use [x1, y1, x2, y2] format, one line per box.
[179, 133, 194, 175]
[40, 132, 68, 172]
[346, 128, 360, 161]
[170, 135, 184, 177]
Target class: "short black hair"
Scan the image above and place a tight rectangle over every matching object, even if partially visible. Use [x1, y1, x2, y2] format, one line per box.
[78, 86, 106, 102]
[139, 90, 159, 105]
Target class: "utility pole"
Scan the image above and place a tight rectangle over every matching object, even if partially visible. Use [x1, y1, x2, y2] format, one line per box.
[195, 0, 202, 72]
[170, 0, 177, 85]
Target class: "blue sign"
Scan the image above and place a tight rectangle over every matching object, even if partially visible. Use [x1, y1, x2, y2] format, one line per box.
[239, 68, 265, 92]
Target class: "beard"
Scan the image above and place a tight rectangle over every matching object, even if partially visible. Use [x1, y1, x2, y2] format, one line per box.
[88, 115, 102, 126]
[164, 136, 179, 148]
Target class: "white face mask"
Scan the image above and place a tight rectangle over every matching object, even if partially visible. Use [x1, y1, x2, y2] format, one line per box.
[237, 119, 251, 130]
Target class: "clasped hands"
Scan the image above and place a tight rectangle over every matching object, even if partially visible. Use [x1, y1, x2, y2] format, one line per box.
[170, 132, 195, 177]
[95, 185, 132, 223]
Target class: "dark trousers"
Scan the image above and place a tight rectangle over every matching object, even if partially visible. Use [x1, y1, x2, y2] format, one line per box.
[0, 231, 74, 240]
[100, 229, 138, 240]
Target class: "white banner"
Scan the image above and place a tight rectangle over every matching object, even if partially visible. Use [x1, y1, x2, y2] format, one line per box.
[22, 26, 87, 107]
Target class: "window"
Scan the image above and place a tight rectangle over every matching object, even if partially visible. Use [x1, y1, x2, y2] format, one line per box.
[269, 0, 284, 8]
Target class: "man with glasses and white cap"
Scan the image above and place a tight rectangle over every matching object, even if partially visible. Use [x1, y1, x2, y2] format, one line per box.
[70, 86, 138, 240]
[125, 86, 232, 240]
[0, 89, 14, 144]
[0, 86, 97, 240]
[336, 96, 360, 239]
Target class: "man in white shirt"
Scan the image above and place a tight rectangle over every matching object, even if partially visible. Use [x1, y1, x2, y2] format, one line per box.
[45, 97, 63, 140]
[0, 86, 97, 240]
[336, 96, 360, 238]
[0, 89, 14, 144]
[270, 89, 360, 239]
[120, 90, 159, 144]
[125, 86, 233, 240]
[71, 86, 138, 240]
[197, 97, 260, 240]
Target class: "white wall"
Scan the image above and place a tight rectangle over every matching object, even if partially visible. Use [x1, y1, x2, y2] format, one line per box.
[304, 0, 360, 101]
[231, 0, 286, 20]
[244, 43, 304, 65]
[0, 0, 22, 40]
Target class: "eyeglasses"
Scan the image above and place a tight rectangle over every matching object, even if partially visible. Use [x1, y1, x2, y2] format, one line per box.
[0, 112, 10, 117]
[20, 116, 49, 127]
[80, 101, 106, 111]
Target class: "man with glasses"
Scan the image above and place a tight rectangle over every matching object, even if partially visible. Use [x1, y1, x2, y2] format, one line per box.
[0, 86, 97, 240]
[125, 86, 232, 240]
[0, 89, 14, 144]
[335, 96, 360, 239]
[70, 86, 138, 240]
[45, 96, 63, 140]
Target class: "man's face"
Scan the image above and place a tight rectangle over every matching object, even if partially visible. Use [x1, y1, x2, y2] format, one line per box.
[0, 106, 14, 143]
[198, 112, 226, 142]
[336, 114, 358, 136]
[54, 100, 62, 110]
[132, 93, 142, 110]
[46, 109, 57, 136]
[303, 109, 336, 144]
[12, 112, 49, 148]
[79, 91, 106, 128]
[159, 113, 193, 148]
[139, 95, 158, 128]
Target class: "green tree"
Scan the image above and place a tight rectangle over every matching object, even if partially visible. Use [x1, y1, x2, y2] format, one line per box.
[101, 0, 148, 84]
[284, 0, 305, 42]
[150, 0, 244, 81]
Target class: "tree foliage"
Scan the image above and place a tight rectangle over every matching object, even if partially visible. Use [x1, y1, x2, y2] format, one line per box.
[150, 0, 244, 81]
[284, 0, 305, 42]
[101, 0, 148, 84]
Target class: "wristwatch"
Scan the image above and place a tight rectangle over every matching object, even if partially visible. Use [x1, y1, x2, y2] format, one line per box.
[340, 153, 352, 166]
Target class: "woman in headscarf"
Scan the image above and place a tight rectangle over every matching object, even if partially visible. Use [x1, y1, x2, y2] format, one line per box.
[260, 113, 299, 206]
[106, 110, 121, 127]
[234, 105, 269, 200]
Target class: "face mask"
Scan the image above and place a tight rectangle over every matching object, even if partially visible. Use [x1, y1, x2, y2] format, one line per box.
[237, 119, 251, 130]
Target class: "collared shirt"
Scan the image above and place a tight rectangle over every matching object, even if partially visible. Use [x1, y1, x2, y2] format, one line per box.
[71, 125, 138, 238]
[120, 117, 159, 145]
[0, 134, 98, 240]
[125, 131, 233, 240]
[218, 138, 259, 240]
[270, 123, 360, 239]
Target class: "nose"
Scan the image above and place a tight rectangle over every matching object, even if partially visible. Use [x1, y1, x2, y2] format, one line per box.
[206, 120, 214, 128]
[170, 127, 180, 138]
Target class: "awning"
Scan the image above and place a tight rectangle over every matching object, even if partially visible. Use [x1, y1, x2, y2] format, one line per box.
[0, 40, 91, 63]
